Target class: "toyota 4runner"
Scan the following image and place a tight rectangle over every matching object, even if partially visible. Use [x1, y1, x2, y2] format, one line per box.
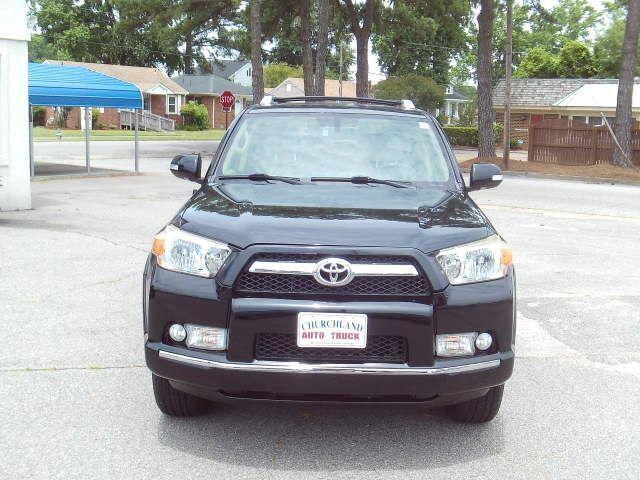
[144, 96, 515, 423]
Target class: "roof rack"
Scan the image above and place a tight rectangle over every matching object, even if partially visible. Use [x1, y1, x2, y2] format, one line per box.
[260, 95, 415, 110]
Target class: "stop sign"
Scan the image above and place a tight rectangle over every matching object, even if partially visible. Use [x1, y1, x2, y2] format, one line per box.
[220, 91, 235, 111]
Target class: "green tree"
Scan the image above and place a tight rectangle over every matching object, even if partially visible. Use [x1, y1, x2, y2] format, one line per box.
[263, 63, 304, 87]
[32, 0, 181, 69]
[556, 40, 599, 77]
[222, 0, 353, 80]
[373, 75, 444, 111]
[30, 0, 238, 74]
[372, 0, 473, 85]
[515, 46, 559, 77]
[516, 40, 598, 78]
[526, 0, 600, 53]
[593, 2, 640, 77]
[28, 33, 67, 63]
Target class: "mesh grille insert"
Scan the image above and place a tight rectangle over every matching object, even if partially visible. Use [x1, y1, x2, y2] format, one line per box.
[255, 333, 407, 363]
[236, 273, 430, 296]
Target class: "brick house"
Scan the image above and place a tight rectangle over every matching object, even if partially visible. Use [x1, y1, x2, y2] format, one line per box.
[43, 60, 187, 130]
[174, 74, 252, 129]
[493, 78, 640, 146]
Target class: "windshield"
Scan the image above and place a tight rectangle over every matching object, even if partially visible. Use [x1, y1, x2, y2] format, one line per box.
[215, 111, 453, 184]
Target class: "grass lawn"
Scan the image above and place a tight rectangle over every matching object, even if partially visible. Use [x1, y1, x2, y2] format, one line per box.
[33, 126, 225, 142]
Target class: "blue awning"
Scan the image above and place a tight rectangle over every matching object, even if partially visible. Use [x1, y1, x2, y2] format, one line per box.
[28, 62, 143, 108]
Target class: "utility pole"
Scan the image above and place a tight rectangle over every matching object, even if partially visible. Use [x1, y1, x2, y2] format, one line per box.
[503, 0, 513, 169]
[339, 42, 343, 98]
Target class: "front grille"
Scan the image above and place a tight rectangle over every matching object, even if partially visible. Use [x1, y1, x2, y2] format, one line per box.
[237, 273, 429, 296]
[255, 333, 407, 363]
[235, 253, 430, 297]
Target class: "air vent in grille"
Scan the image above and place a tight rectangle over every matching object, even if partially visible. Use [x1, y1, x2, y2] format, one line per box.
[236, 273, 430, 296]
[255, 333, 407, 363]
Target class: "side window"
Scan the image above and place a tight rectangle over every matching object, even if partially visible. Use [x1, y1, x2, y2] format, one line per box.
[167, 95, 178, 114]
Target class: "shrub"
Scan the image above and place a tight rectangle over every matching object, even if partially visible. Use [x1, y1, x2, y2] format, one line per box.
[443, 126, 479, 147]
[91, 108, 101, 129]
[180, 100, 209, 130]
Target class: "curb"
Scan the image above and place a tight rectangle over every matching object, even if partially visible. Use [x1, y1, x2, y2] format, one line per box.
[32, 171, 143, 182]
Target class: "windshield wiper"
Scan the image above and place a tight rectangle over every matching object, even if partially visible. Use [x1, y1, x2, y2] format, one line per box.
[219, 173, 302, 185]
[309, 176, 410, 188]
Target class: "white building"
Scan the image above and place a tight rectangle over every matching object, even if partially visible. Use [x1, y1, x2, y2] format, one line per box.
[210, 60, 253, 88]
[0, 0, 31, 210]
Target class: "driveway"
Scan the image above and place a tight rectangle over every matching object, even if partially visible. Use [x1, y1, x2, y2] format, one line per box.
[33, 140, 220, 174]
[1, 173, 639, 479]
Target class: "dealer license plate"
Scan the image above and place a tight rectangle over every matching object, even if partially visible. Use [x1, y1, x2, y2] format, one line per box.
[297, 312, 367, 349]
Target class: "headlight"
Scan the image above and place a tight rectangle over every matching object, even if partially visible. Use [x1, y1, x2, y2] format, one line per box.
[151, 225, 231, 277]
[436, 235, 512, 285]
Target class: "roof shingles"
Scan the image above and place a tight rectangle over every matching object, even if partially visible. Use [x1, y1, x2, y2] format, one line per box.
[44, 60, 188, 94]
[492, 78, 625, 108]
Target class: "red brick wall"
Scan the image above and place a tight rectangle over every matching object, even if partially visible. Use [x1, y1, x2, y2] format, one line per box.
[149, 94, 183, 126]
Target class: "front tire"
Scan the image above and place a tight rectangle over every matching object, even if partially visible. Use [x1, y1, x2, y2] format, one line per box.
[448, 384, 504, 423]
[152, 374, 209, 417]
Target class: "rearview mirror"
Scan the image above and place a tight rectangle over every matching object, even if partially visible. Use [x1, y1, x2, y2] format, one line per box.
[469, 163, 503, 191]
[170, 153, 202, 183]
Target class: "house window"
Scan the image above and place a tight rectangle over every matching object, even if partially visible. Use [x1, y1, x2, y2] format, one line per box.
[247, 67, 252, 77]
[445, 86, 453, 95]
[143, 94, 151, 111]
[167, 95, 179, 114]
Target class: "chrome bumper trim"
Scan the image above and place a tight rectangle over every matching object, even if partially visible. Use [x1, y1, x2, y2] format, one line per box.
[248, 260, 419, 277]
[158, 350, 500, 375]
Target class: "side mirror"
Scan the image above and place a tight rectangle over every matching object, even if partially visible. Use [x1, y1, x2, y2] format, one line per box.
[170, 153, 202, 183]
[469, 163, 503, 191]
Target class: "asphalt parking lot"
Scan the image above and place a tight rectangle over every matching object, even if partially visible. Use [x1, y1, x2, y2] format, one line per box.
[2, 171, 639, 479]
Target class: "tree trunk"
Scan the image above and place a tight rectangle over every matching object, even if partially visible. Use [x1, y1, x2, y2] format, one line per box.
[503, 0, 513, 169]
[339, 0, 374, 98]
[612, 0, 640, 168]
[477, 0, 496, 159]
[184, 31, 194, 74]
[314, 0, 330, 96]
[299, 0, 314, 96]
[354, 34, 369, 97]
[250, 0, 264, 104]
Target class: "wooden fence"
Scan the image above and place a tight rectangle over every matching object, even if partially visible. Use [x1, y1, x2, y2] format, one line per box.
[528, 118, 640, 166]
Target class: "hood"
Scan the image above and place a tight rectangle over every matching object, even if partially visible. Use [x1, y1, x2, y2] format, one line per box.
[177, 182, 491, 253]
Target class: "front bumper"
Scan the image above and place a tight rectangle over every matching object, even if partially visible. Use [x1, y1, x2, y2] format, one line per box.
[146, 341, 514, 404]
[143, 251, 516, 405]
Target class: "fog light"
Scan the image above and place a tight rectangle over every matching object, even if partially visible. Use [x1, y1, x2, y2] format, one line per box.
[475, 332, 493, 351]
[436, 333, 476, 357]
[185, 324, 227, 351]
[168, 324, 187, 342]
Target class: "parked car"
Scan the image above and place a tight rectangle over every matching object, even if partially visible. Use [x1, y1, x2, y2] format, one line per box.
[144, 96, 515, 423]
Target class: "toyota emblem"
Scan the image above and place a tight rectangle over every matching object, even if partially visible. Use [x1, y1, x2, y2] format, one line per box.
[313, 258, 354, 287]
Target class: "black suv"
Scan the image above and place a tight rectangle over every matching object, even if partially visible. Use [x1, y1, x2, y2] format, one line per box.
[144, 96, 515, 423]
